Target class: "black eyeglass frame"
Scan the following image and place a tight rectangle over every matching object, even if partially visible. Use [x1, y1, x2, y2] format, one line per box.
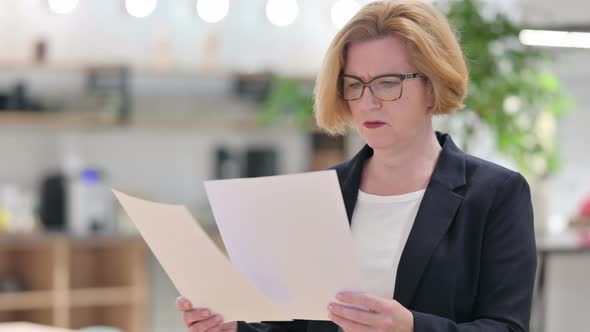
[339, 73, 420, 101]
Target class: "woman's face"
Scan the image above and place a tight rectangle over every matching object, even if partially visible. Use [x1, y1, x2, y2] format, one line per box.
[343, 35, 434, 150]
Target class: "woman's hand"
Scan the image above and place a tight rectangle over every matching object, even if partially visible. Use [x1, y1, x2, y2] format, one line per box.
[327, 292, 414, 332]
[176, 296, 238, 332]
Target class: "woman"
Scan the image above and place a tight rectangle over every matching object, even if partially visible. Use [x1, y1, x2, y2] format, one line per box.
[177, 1, 537, 332]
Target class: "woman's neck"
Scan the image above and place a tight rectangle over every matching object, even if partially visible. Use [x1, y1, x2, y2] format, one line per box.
[361, 129, 442, 196]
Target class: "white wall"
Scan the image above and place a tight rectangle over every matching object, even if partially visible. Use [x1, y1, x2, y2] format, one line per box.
[0, 0, 343, 76]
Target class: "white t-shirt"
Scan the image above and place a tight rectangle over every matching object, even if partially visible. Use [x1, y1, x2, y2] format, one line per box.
[350, 188, 426, 299]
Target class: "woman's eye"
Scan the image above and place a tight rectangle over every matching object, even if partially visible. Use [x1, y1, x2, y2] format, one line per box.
[378, 81, 399, 87]
[348, 82, 362, 88]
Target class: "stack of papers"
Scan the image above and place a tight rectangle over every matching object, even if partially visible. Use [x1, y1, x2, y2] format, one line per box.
[114, 170, 361, 322]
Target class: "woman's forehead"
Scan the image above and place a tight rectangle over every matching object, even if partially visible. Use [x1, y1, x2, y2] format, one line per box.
[344, 36, 412, 78]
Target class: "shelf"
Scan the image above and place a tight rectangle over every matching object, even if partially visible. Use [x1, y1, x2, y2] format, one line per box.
[0, 234, 147, 331]
[69, 240, 145, 290]
[70, 304, 141, 331]
[0, 322, 74, 332]
[0, 291, 54, 311]
[0, 111, 119, 128]
[0, 62, 316, 81]
[0, 245, 57, 292]
[0, 309, 55, 327]
[0, 111, 302, 130]
[0, 234, 65, 248]
[69, 287, 140, 307]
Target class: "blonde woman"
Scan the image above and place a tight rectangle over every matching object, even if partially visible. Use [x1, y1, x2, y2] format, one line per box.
[177, 1, 536, 332]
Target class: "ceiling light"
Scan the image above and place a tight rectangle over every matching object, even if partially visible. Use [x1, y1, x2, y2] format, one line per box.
[197, 0, 229, 23]
[48, 0, 78, 14]
[520, 29, 590, 49]
[266, 0, 298, 27]
[126, 0, 158, 18]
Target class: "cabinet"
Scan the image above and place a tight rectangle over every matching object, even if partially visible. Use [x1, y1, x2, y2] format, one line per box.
[0, 235, 146, 332]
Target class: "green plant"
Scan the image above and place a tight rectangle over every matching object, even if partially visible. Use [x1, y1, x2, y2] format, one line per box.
[444, 0, 573, 178]
[258, 78, 315, 129]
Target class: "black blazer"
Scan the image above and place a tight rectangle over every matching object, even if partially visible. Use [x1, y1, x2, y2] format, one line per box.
[238, 131, 537, 332]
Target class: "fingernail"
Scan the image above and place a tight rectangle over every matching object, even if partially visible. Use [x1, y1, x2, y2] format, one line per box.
[336, 293, 344, 300]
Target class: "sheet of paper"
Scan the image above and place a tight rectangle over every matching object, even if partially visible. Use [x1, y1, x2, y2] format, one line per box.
[0, 322, 73, 332]
[113, 190, 291, 323]
[204, 170, 362, 320]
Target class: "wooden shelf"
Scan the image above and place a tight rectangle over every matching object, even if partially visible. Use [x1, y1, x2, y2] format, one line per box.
[69, 287, 141, 307]
[0, 111, 300, 130]
[0, 111, 119, 128]
[0, 62, 316, 81]
[0, 322, 75, 332]
[0, 309, 55, 327]
[0, 235, 147, 332]
[0, 291, 54, 311]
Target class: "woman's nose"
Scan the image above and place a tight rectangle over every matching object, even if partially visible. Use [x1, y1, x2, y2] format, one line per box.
[360, 87, 382, 111]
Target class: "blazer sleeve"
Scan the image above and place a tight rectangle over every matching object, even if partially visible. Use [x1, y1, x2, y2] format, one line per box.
[412, 171, 537, 332]
[237, 320, 308, 332]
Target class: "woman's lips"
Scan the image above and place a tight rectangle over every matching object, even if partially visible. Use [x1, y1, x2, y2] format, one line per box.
[363, 121, 386, 129]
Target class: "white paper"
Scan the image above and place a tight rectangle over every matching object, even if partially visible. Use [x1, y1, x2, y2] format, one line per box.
[204, 170, 362, 320]
[113, 190, 291, 323]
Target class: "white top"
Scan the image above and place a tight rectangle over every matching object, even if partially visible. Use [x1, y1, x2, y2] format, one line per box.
[350, 188, 426, 299]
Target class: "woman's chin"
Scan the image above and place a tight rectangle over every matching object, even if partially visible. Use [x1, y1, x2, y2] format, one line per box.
[364, 136, 395, 150]
[356, 126, 397, 150]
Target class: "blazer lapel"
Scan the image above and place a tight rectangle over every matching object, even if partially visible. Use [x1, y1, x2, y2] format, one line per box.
[334, 144, 373, 224]
[393, 181, 463, 307]
[393, 133, 466, 307]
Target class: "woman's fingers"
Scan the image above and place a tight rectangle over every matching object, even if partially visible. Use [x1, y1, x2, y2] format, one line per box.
[205, 321, 235, 332]
[187, 314, 224, 332]
[183, 308, 213, 325]
[176, 296, 194, 311]
[175, 297, 236, 332]
[220, 322, 238, 331]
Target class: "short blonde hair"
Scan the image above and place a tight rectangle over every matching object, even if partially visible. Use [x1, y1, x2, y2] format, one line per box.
[314, 0, 468, 135]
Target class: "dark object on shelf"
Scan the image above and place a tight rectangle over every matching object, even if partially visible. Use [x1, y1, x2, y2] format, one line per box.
[0, 93, 8, 110]
[33, 37, 48, 65]
[213, 146, 279, 179]
[0, 276, 25, 293]
[310, 132, 346, 171]
[8, 82, 28, 110]
[0, 82, 43, 111]
[39, 173, 67, 232]
[243, 147, 278, 178]
[232, 73, 273, 103]
[312, 132, 345, 151]
[85, 65, 131, 124]
[214, 146, 241, 179]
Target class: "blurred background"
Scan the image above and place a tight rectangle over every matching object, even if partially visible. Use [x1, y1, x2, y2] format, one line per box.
[0, 0, 588, 331]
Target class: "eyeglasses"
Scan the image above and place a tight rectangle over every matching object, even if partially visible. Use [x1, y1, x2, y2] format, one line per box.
[339, 73, 420, 101]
